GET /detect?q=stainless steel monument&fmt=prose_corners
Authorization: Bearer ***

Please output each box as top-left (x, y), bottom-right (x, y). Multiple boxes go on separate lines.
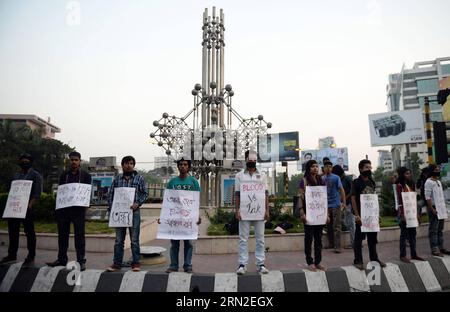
top-left (150, 7), bottom-right (272, 207)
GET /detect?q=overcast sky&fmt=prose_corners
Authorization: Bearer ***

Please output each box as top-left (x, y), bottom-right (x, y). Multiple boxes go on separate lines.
top-left (1, 0), bottom-right (449, 175)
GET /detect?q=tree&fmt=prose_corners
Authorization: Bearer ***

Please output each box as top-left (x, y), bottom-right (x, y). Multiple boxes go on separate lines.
top-left (137, 169), bottom-right (164, 185)
top-left (0, 120), bottom-right (74, 193)
top-left (288, 173), bottom-right (303, 196)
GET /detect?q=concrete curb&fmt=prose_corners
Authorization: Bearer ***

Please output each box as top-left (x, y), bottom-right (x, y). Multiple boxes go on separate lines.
top-left (1, 256), bottom-right (449, 292)
top-left (0, 217), bottom-right (158, 253)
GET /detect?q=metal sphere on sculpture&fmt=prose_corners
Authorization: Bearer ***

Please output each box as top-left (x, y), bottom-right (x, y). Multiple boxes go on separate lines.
top-left (153, 121), bottom-right (159, 127)
top-left (258, 115), bottom-right (264, 121)
top-left (225, 84), bottom-right (232, 91)
top-left (195, 83), bottom-right (202, 91)
top-left (162, 113), bottom-right (169, 118)
top-left (210, 81), bottom-right (217, 89)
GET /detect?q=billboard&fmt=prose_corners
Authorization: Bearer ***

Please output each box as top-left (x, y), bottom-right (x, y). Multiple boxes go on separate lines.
top-left (221, 174), bottom-right (236, 207)
top-left (368, 109), bottom-right (426, 146)
top-left (258, 131), bottom-right (299, 162)
top-left (91, 172), bottom-right (115, 205)
top-left (299, 147), bottom-right (349, 172)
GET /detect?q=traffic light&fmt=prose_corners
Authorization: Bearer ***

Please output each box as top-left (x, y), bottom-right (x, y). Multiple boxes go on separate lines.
top-left (433, 122), bottom-right (448, 164)
top-left (438, 89), bottom-right (450, 105)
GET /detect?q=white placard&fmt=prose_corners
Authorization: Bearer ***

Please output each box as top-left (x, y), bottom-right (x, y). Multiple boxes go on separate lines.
top-left (108, 187), bottom-right (135, 227)
top-left (239, 182), bottom-right (266, 221)
top-left (435, 187), bottom-right (448, 220)
top-left (56, 183), bottom-right (92, 210)
top-left (369, 109), bottom-right (426, 146)
top-left (361, 194), bottom-right (380, 232)
top-left (393, 185), bottom-right (399, 211)
top-left (2, 180), bottom-right (33, 219)
top-left (157, 189), bottom-right (200, 240)
top-left (401, 192), bottom-right (419, 228)
top-left (305, 186), bottom-right (328, 225)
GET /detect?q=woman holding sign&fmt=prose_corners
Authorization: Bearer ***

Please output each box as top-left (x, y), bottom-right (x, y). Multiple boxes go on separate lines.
top-left (298, 159), bottom-right (329, 271)
top-left (395, 167), bottom-right (424, 263)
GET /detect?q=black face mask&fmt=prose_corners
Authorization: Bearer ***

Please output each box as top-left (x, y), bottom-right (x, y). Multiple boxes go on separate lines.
top-left (431, 171), bottom-right (440, 178)
top-left (123, 171), bottom-right (133, 177)
top-left (246, 162), bottom-right (256, 169)
top-left (361, 170), bottom-right (372, 178)
top-left (19, 163), bottom-right (32, 171)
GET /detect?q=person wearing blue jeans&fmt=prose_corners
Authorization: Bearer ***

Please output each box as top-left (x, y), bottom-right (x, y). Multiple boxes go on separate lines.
top-left (164, 158), bottom-right (201, 273)
top-left (113, 210), bottom-right (141, 267)
top-left (106, 156), bottom-right (148, 272)
top-left (168, 240), bottom-right (193, 272)
top-left (424, 164), bottom-right (450, 257)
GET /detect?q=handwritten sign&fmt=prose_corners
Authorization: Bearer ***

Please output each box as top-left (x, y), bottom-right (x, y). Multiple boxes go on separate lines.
top-left (401, 192), bottom-right (419, 228)
top-left (2, 180), bottom-right (33, 219)
top-left (108, 187), bottom-right (135, 227)
top-left (434, 186), bottom-right (448, 220)
top-left (157, 189), bottom-right (200, 240)
top-left (56, 183), bottom-right (92, 210)
top-left (361, 194), bottom-right (380, 232)
top-left (239, 182), bottom-right (266, 221)
top-left (305, 186), bottom-right (328, 225)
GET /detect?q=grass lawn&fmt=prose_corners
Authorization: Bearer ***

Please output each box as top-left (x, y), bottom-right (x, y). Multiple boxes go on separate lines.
top-left (0, 220), bottom-right (114, 234)
top-left (207, 215), bottom-right (430, 236)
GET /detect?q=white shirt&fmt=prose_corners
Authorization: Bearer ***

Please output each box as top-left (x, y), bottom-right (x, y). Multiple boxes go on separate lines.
top-left (424, 178), bottom-right (444, 206)
top-left (234, 169), bottom-right (268, 195)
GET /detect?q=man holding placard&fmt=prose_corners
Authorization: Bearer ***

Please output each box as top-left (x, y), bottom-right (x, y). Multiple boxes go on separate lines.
top-left (1, 153), bottom-right (42, 266)
top-left (424, 164), bottom-right (450, 257)
top-left (235, 150), bottom-right (269, 275)
top-left (107, 156), bottom-right (148, 272)
top-left (47, 151), bottom-right (92, 271)
top-left (395, 167), bottom-right (424, 263)
top-left (351, 159), bottom-right (386, 270)
top-left (161, 158), bottom-right (201, 274)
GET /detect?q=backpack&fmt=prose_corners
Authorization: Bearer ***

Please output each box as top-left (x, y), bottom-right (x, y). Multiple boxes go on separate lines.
top-left (224, 217), bottom-right (239, 235)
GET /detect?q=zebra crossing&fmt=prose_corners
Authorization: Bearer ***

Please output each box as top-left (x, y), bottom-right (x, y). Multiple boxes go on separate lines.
top-left (1, 256), bottom-right (449, 292)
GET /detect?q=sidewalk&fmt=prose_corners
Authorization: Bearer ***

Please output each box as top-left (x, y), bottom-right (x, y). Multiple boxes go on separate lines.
top-left (1, 232), bottom-right (449, 274)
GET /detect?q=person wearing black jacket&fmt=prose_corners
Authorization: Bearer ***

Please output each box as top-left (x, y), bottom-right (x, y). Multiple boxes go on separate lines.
top-left (47, 151), bottom-right (91, 271)
top-left (0, 153), bottom-right (43, 266)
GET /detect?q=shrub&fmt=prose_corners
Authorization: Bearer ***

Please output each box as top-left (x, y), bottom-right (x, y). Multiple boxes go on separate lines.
top-left (0, 192), bottom-right (56, 221)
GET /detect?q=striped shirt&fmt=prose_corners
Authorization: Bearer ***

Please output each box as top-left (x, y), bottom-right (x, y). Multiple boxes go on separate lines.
top-left (107, 171), bottom-right (148, 209)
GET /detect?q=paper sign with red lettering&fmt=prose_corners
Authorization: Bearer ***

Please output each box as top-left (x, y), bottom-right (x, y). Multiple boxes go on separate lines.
top-left (157, 189), bottom-right (200, 240)
top-left (56, 183), bottom-right (92, 210)
top-left (240, 182), bottom-right (266, 221)
top-left (305, 186), bottom-right (328, 225)
top-left (2, 180), bottom-right (33, 219)
top-left (401, 192), bottom-right (419, 228)
top-left (361, 194), bottom-right (380, 232)
top-left (108, 187), bottom-right (135, 227)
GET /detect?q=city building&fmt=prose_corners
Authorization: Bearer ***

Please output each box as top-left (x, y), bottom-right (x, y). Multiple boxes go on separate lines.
top-left (386, 57), bottom-right (450, 169)
top-left (0, 114), bottom-right (61, 139)
top-left (154, 156), bottom-right (177, 173)
top-left (377, 150), bottom-right (393, 171)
